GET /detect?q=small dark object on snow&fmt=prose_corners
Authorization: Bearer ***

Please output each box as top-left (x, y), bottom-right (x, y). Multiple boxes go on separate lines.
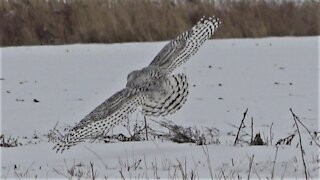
top-left (251, 133), bottom-right (264, 145)
top-left (33, 99), bottom-right (40, 103)
top-left (19, 80), bottom-right (28, 84)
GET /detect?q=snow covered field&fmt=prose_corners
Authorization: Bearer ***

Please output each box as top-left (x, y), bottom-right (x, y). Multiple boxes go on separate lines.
top-left (1, 36), bottom-right (319, 179)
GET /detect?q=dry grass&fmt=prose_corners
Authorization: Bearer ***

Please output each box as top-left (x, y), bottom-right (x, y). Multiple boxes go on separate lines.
top-left (0, 0), bottom-right (319, 46)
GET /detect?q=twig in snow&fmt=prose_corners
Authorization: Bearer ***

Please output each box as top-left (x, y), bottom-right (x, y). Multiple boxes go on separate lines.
top-left (152, 158), bottom-right (159, 179)
top-left (89, 161), bottom-right (97, 180)
top-left (234, 108), bottom-right (248, 146)
top-left (247, 155), bottom-right (254, 179)
top-left (176, 158), bottom-right (187, 180)
top-left (269, 122), bottom-right (274, 146)
top-left (250, 117), bottom-right (254, 144)
top-left (290, 109), bottom-right (320, 147)
top-left (191, 156), bottom-right (200, 179)
top-left (271, 146), bottom-right (279, 179)
top-left (202, 145), bottom-right (214, 180)
top-left (221, 169), bottom-right (227, 180)
top-left (53, 168), bottom-right (69, 178)
top-left (119, 169), bottom-right (125, 180)
top-left (290, 108), bottom-right (308, 180)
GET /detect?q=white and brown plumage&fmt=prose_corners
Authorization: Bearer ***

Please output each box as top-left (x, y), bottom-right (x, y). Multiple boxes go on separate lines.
top-left (54, 16), bottom-right (221, 153)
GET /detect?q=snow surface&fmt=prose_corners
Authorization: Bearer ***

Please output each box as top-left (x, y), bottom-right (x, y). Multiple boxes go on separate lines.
top-left (0, 36), bottom-right (319, 179)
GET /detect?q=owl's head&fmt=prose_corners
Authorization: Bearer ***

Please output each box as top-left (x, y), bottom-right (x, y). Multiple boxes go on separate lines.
top-left (126, 67), bottom-right (164, 89)
top-left (127, 70), bottom-right (139, 82)
top-left (126, 69), bottom-right (147, 88)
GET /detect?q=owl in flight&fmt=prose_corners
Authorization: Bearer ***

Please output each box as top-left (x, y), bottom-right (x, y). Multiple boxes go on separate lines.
top-left (54, 16), bottom-right (221, 153)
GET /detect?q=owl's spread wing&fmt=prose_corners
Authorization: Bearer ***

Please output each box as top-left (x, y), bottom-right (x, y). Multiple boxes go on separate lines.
top-left (142, 73), bottom-right (189, 116)
top-left (149, 16), bottom-right (221, 73)
top-left (78, 88), bottom-right (140, 127)
top-left (53, 88), bottom-right (144, 153)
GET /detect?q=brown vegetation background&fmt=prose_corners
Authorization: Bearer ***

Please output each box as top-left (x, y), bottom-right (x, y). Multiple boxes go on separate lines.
top-left (0, 0), bottom-right (319, 47)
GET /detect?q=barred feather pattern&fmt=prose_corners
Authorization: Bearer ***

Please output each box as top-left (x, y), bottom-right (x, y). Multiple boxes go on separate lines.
top-left (53, 16), bottom-right (220, 153)
top-left (53, 89), bottom-right (144, 153)
top-left (142, 74), bottom-right (188, 116)
top-left (149, 16), bottom-right (221, 73)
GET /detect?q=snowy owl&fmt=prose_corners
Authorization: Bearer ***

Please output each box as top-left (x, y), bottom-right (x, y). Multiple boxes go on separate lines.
top-left (54, 16), bottom-right (221, 153)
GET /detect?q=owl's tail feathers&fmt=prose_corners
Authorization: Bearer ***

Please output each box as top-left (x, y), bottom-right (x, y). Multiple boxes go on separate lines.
top-left (142, 73), bottom-right (189, 116)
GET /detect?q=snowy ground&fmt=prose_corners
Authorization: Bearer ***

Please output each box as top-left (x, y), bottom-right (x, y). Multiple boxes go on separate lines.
top-left (1, 36), bottom-right (319, 179)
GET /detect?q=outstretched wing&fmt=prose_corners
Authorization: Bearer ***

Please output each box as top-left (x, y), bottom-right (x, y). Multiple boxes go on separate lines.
top-left (53, 88), bottom-right (144, 153)
top-left (142, 74), bottom-right (189, 116)
top-left (149, 16), bottom-right (221, 73)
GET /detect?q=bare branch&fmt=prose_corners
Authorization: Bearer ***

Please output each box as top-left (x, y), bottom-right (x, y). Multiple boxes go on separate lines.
top-left (269, 122), bottom-right (274, 146)
top-left (271, 146), bottom-right (279, 179)
top-left (144, 116), bottom-right (149, 141)
top-left (250, 117), bottom-right (254, 145)
top-left (234, 108), bottom-right (248, 146)
top-left (290, 108), bottom-right (308, 180)
top-left (247, 155), bottom-right (254, 179)
top-left (202, 145), bottom-right (214, 180)
top-left (290, 109), bottom-right (320, 148)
